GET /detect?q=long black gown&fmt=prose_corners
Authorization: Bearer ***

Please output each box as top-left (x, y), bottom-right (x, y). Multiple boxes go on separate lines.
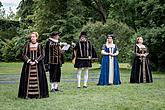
top-left (130, 44), bottom-right (153, 83)
top-left (18, 43), bottom-right (49, 99)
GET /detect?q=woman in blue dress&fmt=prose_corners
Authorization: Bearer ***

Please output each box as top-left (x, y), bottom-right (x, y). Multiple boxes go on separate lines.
top-left (98, 34), bottom-right (121, 85)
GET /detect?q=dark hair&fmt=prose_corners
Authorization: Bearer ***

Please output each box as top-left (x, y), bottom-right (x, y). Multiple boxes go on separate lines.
top-left (107, 34), bottom-right (114, 39)
top-left (79, 31), bottom-right (87, 38)
top-left (50, 32), bottom-right (61, 37)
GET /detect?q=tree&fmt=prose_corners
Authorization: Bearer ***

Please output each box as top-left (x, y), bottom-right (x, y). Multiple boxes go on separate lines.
top-left (16, 0), bottom-right (35, 28)
top-left (108, 0), bottom-right (165, 31)
top-left (108, 0), bottom-right (165, 71)
top-left (80, 0), bottom-right (110, 24)
top-left (17, 0), bottom-right (34, 20)
top-left (0, 2), bottom-right (19, 40)
top-left (33, 0), bottom-right (101, 40)
top-left (82, 19), bottom-right (135, 63)
top-left (0, 2), bottom-right (6, 19)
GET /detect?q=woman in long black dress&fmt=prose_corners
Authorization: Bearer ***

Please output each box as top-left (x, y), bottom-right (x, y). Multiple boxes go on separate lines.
top-left (130, 36), bottom-right (153, 83)
top-left (18, 32), bottom-right (49, 99)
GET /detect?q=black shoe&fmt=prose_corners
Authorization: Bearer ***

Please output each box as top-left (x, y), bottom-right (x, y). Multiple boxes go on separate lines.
top-left (55, 89), bottom-right (59, 91)
top-left (50, 89), bottom-right (56, 92)
top-left (55, 89), bottom-right (63, 92)
top-left (83, 86), bottom-right (88, 88)
top-left (77, 87), bottom-right (81, 89)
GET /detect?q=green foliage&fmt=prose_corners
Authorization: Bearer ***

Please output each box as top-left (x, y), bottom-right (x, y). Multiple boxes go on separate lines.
top-left (0, 19), bottom-right (20, 61)
top-left (16, 0), bottom-right (35, 28)
top-left (0, 29), bottom-right (29, 62)
top-left (108, 0), bottom-right (165, 71)
top-left (80, 0), bottom-right (111, 23)
top-left (138, 26), bottom-right (165, 71)
top-left (33, 0), bottom-right (67, 34)
top-left (0, 4), bottom-right (19, 40)
top-left (0, 19), bottom-right (20, 40)
top-left (1, 37), bottom-right (26, 62)
top-left (32, 0), bottom-right (99, 37)
top-left (0, 1), bottom-right (16, 20)
top-left (0, 39), bottom-right (4, 60)
top-left (82, 19), bottom-right (135, 63)
top-left (108, 0), bottom-right (165, 31)
top-left (0, 2), bottom-right (2, 7)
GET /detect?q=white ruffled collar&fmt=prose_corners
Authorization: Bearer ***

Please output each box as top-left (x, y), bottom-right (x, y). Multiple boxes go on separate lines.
top-left (106, 43), bottom-right (115, 48)
top-left (136, 44), bottom-right (146, 48)
top-left (49, 38), bottom-right (59, 43)
top-left (30, 42), bottom-right (38, 47)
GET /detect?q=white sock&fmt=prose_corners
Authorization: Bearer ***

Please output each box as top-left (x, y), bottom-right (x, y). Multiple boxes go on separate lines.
top-left (77, 68), bottom-right (82, 87)
top-left (51, 83), bottom-right (54, 90)
top-left (54, 82), bottom-right (58, 89)
top-left (84, 68), bottom-right (88, 86)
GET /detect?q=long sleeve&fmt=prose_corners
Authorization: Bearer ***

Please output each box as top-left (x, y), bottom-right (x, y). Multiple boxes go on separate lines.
top-left (101, 44), bottom-right (109, 55)
top-left (59, 46), bottom-right (65, 64)
top-left (144, 46), bottom-right (149, 57)
top-left (22, 44), bottom-right (30, 63)
top-left (44, 41), bottom-right (49, 65)
top-left (113, 50), bottom-right (119, 56)
top-left (72, 42), bottom-right (79, 60)
top-left (113, 45), bottom-right (119, 56)
top-left (72, 50), bottom-right (76, 60)
top-left (101, 50), bottom-right (109, 55)
top-left (135, 45), bottom-right (141, 56)
top-left (73, 42), bottom-right (79, 50)
top-left (35, 44), bottom-right (45, 63)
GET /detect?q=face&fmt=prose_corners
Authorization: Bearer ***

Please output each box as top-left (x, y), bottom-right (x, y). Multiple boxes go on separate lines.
top-left (30, 33), bottom-right (37, 43)
top-left (107, 36), bottom-right (113, 43)
top-left (80, 35), bottom-right (87, 41)
top-left (137, 37), bottom-right (143, 44)
top-left (53, 35), bottom-right (60, 40)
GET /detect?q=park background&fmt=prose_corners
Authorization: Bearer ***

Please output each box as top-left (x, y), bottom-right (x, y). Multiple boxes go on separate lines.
top-left (0, 0), bottom-right (165, 110)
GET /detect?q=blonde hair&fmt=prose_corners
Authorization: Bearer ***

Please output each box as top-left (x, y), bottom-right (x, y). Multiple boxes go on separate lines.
top-left (136, 36), bottom-right (143, 43)
top-left (30, 32), bottom-right (39, 38)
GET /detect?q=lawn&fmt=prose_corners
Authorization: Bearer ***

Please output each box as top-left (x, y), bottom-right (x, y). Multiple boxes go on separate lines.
top-left (0, 62), bottom-right (165, 110)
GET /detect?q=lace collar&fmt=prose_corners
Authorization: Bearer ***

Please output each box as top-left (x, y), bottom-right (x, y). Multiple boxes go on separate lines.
top-left (49, 38), bottom-right (59, 43)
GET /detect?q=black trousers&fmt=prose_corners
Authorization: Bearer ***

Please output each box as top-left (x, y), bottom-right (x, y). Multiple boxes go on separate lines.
top-left (49, 64), bottom-right (61, 82)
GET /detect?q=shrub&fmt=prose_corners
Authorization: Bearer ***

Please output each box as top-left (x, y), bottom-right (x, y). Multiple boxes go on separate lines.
top-left (81, 19), bottom-right (135, 63)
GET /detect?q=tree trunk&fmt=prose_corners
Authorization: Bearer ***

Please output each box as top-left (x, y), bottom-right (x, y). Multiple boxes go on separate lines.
top-left (94, 0), bottom-right (107, 24)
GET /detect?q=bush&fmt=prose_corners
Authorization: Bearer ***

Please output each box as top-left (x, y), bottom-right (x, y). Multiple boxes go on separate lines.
top-left (138, 26), bottom-right (165, 71)
top-left (1, 37), bottom-right (27, 62)
top-left (81, 19), bottom-right (135, 63)
top-left (0, 19), bottom-right (20, 40)
top-left (0, 28), bottom-right (29, 62)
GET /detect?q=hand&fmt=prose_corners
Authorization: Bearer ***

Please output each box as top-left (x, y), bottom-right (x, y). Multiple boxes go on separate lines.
top-left (61, 50), bottom-right (65, 54)
top-left (143, 54), bottom-right (146, 57)
top-left (140, 54), bottom-right (145, 57)
top-left (109, 53), bottom-right (114, 56)
top-left (30, 61), bottom-right (36, 65)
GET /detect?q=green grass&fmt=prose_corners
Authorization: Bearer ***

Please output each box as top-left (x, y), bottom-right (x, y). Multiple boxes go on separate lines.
top-left (0, 62), bottom-right (23, 74)
top-left (0, 62), bottom-right (165, 110)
